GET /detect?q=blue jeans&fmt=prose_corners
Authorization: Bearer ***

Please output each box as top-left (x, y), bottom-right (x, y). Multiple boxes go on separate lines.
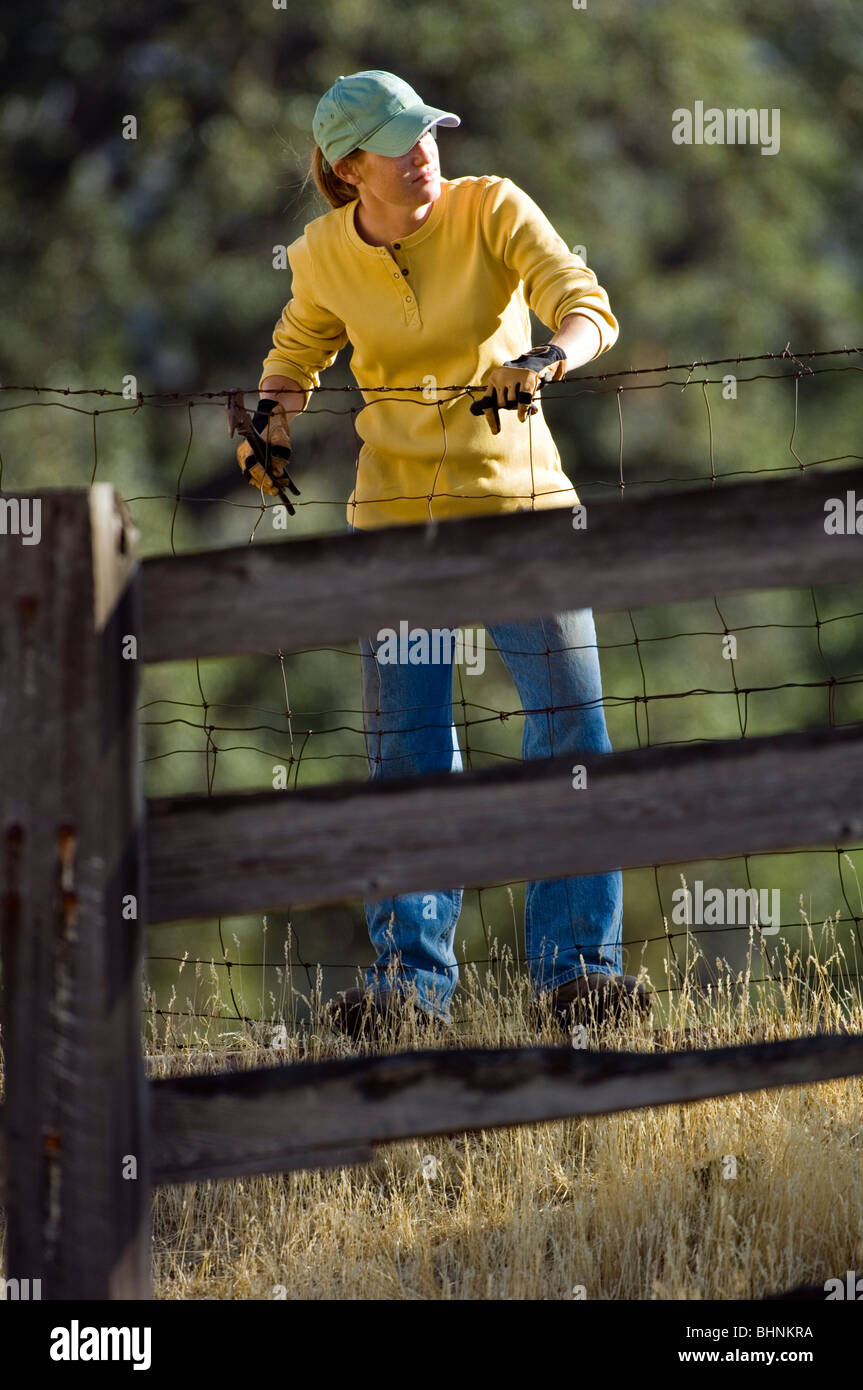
top-left (349, 524), bottom-right (623, 1017)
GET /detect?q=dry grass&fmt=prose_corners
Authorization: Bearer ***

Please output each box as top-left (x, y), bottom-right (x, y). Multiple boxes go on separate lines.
top-left (148, 911), bottom-right (863, 1300)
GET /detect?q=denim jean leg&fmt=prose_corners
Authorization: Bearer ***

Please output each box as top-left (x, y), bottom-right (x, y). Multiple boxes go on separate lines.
top-left (356, 614), bottom-right (463, 1017)
top-left (485, 607), bottom-right (623, 993)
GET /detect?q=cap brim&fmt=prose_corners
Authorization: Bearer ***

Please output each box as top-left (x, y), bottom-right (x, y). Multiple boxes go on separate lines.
top-left (358, 103), bottom-right (460, 157)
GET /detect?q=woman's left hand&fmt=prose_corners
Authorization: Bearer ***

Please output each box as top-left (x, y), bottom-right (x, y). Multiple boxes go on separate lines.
top-left (472, 345), bottom-right (568, 435)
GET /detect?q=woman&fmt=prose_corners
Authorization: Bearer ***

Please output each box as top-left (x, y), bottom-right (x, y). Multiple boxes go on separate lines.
top-left (237, 69), bottom-right (651, 1039)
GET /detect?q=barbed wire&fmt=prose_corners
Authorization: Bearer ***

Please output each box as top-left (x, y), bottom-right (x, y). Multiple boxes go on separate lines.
top-left (1, 343), bottom-right (859, 401)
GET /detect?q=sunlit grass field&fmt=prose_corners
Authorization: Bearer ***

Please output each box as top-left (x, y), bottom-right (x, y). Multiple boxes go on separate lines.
top-left (148, 914), bottom-right (863, 1301)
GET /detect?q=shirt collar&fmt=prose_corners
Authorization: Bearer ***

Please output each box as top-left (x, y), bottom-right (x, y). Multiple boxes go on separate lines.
top-left (343, 179), bottom-right (449, 256)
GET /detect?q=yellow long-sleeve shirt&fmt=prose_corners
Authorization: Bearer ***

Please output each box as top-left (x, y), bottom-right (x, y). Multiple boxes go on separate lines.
top-left (259, 174), bottom-right (619, 530)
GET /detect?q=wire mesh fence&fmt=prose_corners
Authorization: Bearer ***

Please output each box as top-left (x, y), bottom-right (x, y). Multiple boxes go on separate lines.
top-left (3, 343), bottom-right (862, 1038)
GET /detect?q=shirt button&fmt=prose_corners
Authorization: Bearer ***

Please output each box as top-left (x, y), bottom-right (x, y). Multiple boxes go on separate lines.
top-left (405, 295), bottom-right (413, 302)
top-left (392, 242), bottom-right (401, 249)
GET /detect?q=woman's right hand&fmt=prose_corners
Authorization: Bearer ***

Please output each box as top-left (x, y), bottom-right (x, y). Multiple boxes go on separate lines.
top-left (236, 398), bottom-right (297, 498)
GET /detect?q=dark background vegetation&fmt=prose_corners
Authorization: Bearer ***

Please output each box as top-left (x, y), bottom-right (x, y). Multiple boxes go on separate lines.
top-left (2, 0), bottom-right (862, 1031)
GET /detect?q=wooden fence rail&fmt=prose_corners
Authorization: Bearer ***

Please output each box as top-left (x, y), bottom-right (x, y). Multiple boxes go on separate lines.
top-left (151, 1033), bottom-right (863, 1185)
top-left (142, 463), bottom-right (863, 662)
top-left (2, 473), bottom-right (863, 1299)
top-left (147, 723), bottom-right (863, 923)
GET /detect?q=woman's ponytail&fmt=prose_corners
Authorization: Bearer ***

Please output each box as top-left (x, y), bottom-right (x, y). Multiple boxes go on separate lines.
top-left (306, 145), bottom-right (360, 209)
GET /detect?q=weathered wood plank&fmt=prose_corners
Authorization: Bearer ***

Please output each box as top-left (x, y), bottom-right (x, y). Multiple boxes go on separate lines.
top-left (141, 465), bottom-right (863, 663)
top-left (0, 488), bottom-right (151, 1299)
top-left (146, 722), bottom-right (863, 924)
top-left (151, 1032), bottom-right (863, 1184)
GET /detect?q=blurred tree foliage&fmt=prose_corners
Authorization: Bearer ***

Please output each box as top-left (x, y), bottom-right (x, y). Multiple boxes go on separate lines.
top-left (2, 0), bottom-right (862, 1024)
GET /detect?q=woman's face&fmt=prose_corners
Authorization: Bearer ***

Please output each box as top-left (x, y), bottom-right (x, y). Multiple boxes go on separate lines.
top-left (335, 130), bottom-right (441, 210)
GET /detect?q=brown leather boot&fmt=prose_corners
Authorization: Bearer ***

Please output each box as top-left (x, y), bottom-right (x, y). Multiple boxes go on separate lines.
top-left (325, 985), bottom-right (447, 1042)
top-left (537, 972), bottom-right (653, 1032)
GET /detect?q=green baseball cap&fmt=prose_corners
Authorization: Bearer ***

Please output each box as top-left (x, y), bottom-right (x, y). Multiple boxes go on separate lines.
top-left (313, 69), bottom-right (460, 167)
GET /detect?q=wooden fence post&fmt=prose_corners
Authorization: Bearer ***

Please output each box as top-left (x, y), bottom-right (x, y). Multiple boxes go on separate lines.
top-left (0, 486), bottom-right (150, 1299)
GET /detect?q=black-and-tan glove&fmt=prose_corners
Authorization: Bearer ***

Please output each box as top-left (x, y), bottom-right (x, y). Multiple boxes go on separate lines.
top-left (470, 344), bottom-right (568, 435)
top-left (234, 397), bottom-right (301, 511)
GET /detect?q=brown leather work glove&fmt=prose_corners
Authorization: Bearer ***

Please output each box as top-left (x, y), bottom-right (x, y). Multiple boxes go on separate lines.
top-left (235, 398), bottom-right (299, 504)
top-left (470, 344), bottom-right (568, 435)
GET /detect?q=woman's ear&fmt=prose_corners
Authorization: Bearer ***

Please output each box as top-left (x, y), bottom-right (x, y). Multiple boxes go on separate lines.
top-left (332, 153), bottom-right (360, 187)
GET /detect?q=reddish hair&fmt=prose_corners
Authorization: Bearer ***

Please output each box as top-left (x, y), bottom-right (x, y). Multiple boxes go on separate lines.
top-left (306, 145), bottom-right (361, 208)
